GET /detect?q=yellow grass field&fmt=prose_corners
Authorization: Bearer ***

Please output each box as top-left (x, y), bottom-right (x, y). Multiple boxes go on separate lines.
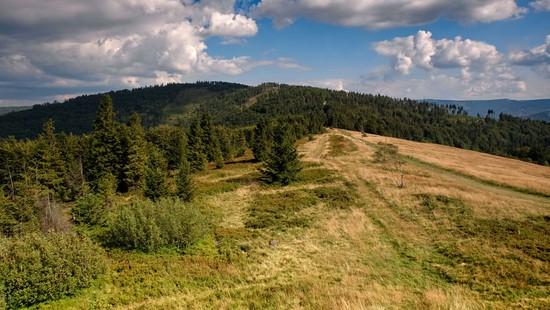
top-left (42, 129), bottom-right (549, 309)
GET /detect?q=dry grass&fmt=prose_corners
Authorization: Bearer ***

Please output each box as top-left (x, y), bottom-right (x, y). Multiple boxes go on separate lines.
top-left (358, 130), bottom-right (550, 196)
top-left (41, 129), bottom-right (549, 309)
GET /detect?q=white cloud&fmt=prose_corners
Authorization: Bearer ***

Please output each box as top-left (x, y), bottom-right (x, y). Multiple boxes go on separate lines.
top-left (509, 35), bottom-right (550, 77)
top-left (0, 0), bottom-right (264, 103)
top-left (530, 0), bottom-right (550, 11)
top-left (373, 31), bottom-right (525, 96)
top-left (206, 12), bottom-right (258, 37)
top-left (255, 0), bottom-right (526, 29)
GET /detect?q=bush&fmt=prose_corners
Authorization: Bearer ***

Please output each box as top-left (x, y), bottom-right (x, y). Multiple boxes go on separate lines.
top-left (72, 193), bottom-right (106, 226)
top-left (0, 233), bottom-right (105, 309)
top-left (106, 198), bottom-right (210, 252)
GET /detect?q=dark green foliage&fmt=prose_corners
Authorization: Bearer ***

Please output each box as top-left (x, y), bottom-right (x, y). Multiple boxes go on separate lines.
top-left (121, 113), bottom-right (147, 192)
top-left (175, 158), bottom-right (194, 202)
top-left (260, 125), bottom-right (302, 185)
top-left (106, 198), bottom-right (210, 252)
top-left (200, 114), bottom-right (221, 162)
top-left (310, 186), bottom-right (356, 209)
top-left (34, 119), bottom-right (66, 198)
top-left (187, 118), bottom-right (208, 172)
top-left (0, 233), bottom-right (105, 309)
top-left (146, 125), bottom-right (187, 170)
top-left (246, 190), bottom-right (318, 230)
top-left (217, 127), bottom-right (235, 160)
top-left (144, 147), bottom-right (168, 201)
top-left (252, 119), bottom-right (273, 162)
top-left (0, 82), bottom-right (247, 139)
top-left (85, 95), bottom-right (124, 190)
top-left (71, 193), bottom-right (106, 226)
top-left (1, 82), bottom-right (547, 164)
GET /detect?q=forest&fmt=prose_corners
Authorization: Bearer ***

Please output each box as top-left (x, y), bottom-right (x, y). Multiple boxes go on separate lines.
top-left (0, 82), bottom-right (548, 165)
top-left (0, 85), bottom-right (549, 308)
top-left (0, 93), bottom-right (310, 308)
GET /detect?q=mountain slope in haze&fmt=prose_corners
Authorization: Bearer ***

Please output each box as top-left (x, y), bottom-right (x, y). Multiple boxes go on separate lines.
top-left (0, 82), bottom-right (247, 138)
top-left (0, 106), bottom-right (31, 116)
top-left (426, 98), bottom-right (550, 121)
top-left (0, 82), bottom-right (549, 165)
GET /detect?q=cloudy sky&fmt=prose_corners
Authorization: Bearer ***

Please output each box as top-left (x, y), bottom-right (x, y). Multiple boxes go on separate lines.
top-left (0, 0), bottom-right (549, 106)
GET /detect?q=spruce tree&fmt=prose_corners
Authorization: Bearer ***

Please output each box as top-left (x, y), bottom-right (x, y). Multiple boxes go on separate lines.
top-left (85, 95), bottom-right (123, 190)
top-left (199, 114), bottom-right (217, 162)
top-left (187, 118), bottom-right (207, 172)
top-left (35, 119), bottom-right (66, 197)
top-left (252, 119), bottom-right (273, 162)
top-left (122, 113), bottom-right (147, 192)
top-left (144, 147), bottom-right (168, 201)
top-left (260, 124), bottom-right (301, 185)
top-left (175, 157), bottom-right (194, 202)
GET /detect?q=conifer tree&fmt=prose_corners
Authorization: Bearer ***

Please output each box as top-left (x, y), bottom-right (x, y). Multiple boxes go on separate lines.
top-left (217, 128), bottom-right (234, 161)
top-left (85, 95), bottom-right (123, 190)
top-left (260, 124), bottom-right (301, 185)
top-left (121, 113), bottom-right (147, 192)
top-left (35, 119), bottom-right (66, 197)
top-left (199, 114), bottom-right (218, 162)
top-left (252, 119), bottom-right (273, 162)
top-left (175, 157), bottom-right (194, 202)
top-left (144, 146), bottom-right (168, 201)
top-left (187, 118), bottom-right (207, 172)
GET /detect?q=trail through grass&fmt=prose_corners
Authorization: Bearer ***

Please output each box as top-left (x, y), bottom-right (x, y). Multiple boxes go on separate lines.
top-left (40, 129), bottom-right (549, 309)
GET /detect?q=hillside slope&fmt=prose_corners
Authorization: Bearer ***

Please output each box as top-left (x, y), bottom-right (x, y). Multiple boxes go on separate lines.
top-left (1, 82), bottom-right (549, 165)
top-left (42, 129), bottom-right (549, 309)
top-left (426, 98), bottom-right (550, 122)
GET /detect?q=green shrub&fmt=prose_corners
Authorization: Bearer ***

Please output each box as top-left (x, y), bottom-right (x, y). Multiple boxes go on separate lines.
top-left (96, 173), bottom-right (117, 197)
top-left (71, 193), bottom-right (106, 226)
top-left (246, 190), bottom-right (318, 230)
top-left (106, 198), bottom-right (210, 252)
top-left (0, 233), bottom-right (105, 309)
top-left (310, 186), bottom-right (356, 209)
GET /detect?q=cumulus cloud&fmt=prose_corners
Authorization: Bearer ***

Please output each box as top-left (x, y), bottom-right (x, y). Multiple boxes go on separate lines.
top-left (205, 12), bottom-right (258, 37)
top-left (0, 0), bottom-right (267, 104)
top-left (373, 31), bottom-right (526, 96)
top-left (530, 0), bottom-right (550, 11)
top-left (509, 35), bottom-right (550, 77)
top-left (254, 0), bottom-right (526, 29)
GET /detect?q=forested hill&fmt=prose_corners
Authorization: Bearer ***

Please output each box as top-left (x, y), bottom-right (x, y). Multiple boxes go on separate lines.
top-left (0, 82), bottom-right (549, 165)
top-left (0, 82), bottom-right (247, 138)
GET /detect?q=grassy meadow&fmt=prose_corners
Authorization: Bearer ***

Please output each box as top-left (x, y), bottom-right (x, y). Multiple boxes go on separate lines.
top-left (34, 129), bottom-right (549, 309)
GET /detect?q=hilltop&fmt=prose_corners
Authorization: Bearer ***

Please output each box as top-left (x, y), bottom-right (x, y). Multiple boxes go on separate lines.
top-left (426, 98), bottom-right (550, 122)
top-left (0, 82), bottom-right (549, 165)
top-left (35, 129), bottom-right (550, 309)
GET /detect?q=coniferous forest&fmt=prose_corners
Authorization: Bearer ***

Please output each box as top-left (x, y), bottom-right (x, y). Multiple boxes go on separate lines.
top-left (0, 82), bottom-right (548, 165)
top-left (0, 82), bottom-right (549, 308)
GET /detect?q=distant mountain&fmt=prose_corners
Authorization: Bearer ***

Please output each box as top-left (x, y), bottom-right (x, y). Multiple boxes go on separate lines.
top-left (0, 106), bottom-right (31, 116)
top-left (425, 99), bottom-right (550, 122)
top-left (0, 82), bottom-right (548, 164)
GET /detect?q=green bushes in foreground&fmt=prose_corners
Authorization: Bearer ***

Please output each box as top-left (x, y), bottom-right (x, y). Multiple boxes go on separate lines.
top-left (106, 198), bottom-right (210, 252)
top-left (0, 233), bottom-right (105, 309)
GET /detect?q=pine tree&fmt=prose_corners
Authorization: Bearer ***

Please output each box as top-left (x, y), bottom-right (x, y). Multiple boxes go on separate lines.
top-left (175, 157), bottom-right (194, 202)
top-left (199, 114), bottom-right (217, 162)
top-left (121, 113), bottom-right (147, 192)
top-left (187, 118), bottom-right (207, 172)
top-left (144, 146), bottom-right (168, 201)
top-left (85, 95), bottom-right (123, 190)
top-left (35, 119), bottom-right (66, 198)
top-left (252, 119), bottom-right (273, 162)
top-left (260, 124), bottom-right (301, 185)
top-left (217, 127), bottom-right (234, 161)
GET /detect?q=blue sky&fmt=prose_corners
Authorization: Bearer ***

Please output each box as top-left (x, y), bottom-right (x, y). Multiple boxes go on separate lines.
top-left (0, 0), bottom-right (549, 106)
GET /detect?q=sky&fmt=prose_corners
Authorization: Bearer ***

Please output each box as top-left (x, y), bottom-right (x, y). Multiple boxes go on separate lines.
top-left (0, 0), bottom-right (549, 106)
